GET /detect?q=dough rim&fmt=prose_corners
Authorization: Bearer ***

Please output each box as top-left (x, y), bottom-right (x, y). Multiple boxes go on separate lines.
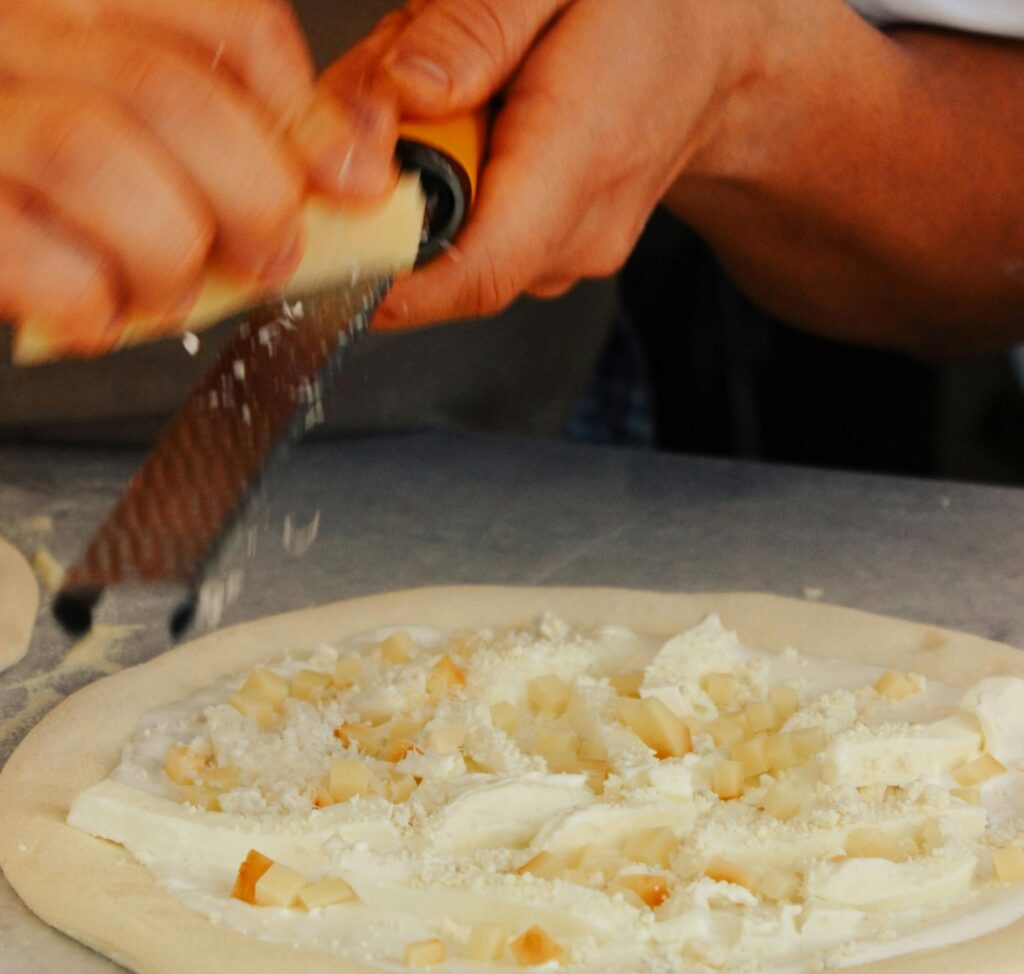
top-left (0, 537), bottom-right (38, 673)
top-left (1, 586), bottom-right (1023, 974)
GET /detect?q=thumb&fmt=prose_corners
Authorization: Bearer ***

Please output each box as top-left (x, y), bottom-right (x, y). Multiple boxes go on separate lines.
top-left (382, 0), bottom-right (569, 116)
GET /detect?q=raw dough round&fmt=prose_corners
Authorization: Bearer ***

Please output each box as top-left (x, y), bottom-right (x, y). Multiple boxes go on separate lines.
top-left (1, 588), bottom-right (1023, 974)
top-left (0, 536), bottom-right (37, 673)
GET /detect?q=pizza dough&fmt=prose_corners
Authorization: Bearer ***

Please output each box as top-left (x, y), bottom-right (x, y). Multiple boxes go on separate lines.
top-left (0, 536), bottom-right (38, 673)
top-left (1, 587), bottom-right (1023, 974)
top-left (13, 175), bottom-right (426, 365)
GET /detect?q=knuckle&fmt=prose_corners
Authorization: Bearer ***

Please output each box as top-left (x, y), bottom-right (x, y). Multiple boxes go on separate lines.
top-left (237, 0), bottom-right (303, 55)
top-left (422, 2), bottom-right (512, 92)
top-left (469, 253), bottom-right (520, 316)
top-left (34, 93), bottom-right (123, 186)
top-left (120, 47), bottom-right (214, 117)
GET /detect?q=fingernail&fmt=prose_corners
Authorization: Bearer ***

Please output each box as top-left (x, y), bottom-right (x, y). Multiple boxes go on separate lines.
top-left (387, 54), bottom-right (451, 95)
top-left (259, 232), bottom-right (304, 285)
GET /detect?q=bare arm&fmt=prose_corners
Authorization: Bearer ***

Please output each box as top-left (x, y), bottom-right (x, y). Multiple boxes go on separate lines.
top-left (666, 9), bottom-right (1024, 354)
top-left (328, 0), bottom-right (1024, 355)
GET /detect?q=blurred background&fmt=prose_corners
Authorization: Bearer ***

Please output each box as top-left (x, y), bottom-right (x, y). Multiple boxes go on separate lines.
top-left (1, 0), bottom-right (1021, 487)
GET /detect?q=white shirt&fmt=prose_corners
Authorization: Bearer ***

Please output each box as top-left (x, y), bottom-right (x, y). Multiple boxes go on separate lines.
top-left (852, 0), bottom-right (1024, 37)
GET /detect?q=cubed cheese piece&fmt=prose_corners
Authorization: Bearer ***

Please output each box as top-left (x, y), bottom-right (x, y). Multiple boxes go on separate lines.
top-left (201, 764), bottom-right (240, 790)
top-left (765, 732), bottom-right (802, 772)
top-left (333, 654), bottom-right (363, 688)
top-left (404, 939), bottom-right (446, 967)
top-left (769, 685), bottom-right (800, 723)
top-left (579, 758), bottom-right (611, 794)
top-left (845, 828), bottom-right (918, 863)
top-left (760, 868), bottom-right (800, 903)
top-left (792, 726), bottom-right (826, 760)
top-left (298, 877), bottom-right (357, 909)
top-left (426, 654), bottom-right (467, 695)
top-left (616, 873), bottom-right (671, 908)
top-left (951, 787), bottom-right (981, 805)
top-left (490, 701), bottom-right (518, 734)
top-left (712, 760), bottom-right (745, 800)
top-left (290, 669), bottom-right (333, 703)
top-left (954, 753), bottom-right (1006, 787)
top-left (381, 739), bottom-right (418, 763)
top-left (381, 631), bottom-right (418, 663)
top-left (532, 730), bottom-right (581, 772)
top-left (707, 716), bottom-right (746, 748)
top-left (334, 722), bottom-right (382, 756)
top-left (576, 844), bottom-right (627, 878)
top-left (389, 773), bottom-right (419, 803)
top-left (875, 670), bottom-right (920, 701)
top-left (466, 924), bottom-right (507, 962)
top-left (177, 784), bottom-right (221, 811)
top-left (329, 758), bottom-right (370, 802)
top-left (516, 851), bottom-right (568, 880)
top-left (388, 717), bottom-right (426, 742)
top-left (254, 861), bottom-right (307, 907)
top-left (240, 668), bottom-right (288, 706)
top-left (528, 675), bottom-right (571, 718)
top-left (228, 692), bottom-right (276, 729)
top-left (992, 847), bottom-right (1024, 883)
top-left (705, 857), bottom-right (758, 892)
top-left (311, 788), bottom-right (334, 809)
top-left (446, 633), bottom-right (482, 657)
top-left (619, 697), bottom-right (692, 759)
top-left (510, 926), bottom-right (566, 966)
top-left (745, 700), bottom-right (777, 734)
top-left (427, 723), bottom-right (466, 755)
top-left (231, 850), bottom-right (274, 904)
top-left (763, 782), bottom-right (803, 821)
top-left (609, 671), bottom-right (644, 698)
top-left (731, 735), bottom-right (770, 779)
top-left (163, 746), bottom-right (206, 785)
top-left (702, 672), bottom-right (738, 708)
top-left (623, 826), bottom-right (677, 867)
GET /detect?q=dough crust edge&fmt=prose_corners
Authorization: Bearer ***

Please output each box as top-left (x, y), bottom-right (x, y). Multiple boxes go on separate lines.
top-left (1, 586), bottom-right (1022, 974)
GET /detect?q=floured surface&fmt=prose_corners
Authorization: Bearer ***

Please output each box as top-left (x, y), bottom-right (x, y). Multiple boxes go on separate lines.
top-left (1, 588), bottom-right (1024, 974)
top-left (0, 538), bottom-right (37, 673)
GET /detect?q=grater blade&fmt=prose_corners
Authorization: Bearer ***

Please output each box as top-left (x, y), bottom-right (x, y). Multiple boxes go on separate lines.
top-left (53, 275), bottom-right (390, 638)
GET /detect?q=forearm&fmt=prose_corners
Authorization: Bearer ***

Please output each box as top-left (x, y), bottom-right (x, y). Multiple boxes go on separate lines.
top-left (666, 1), bottom-right (1024, 354)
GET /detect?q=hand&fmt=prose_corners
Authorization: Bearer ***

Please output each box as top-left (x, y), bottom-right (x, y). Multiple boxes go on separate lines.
top-left (0, 0), bottom-right (347, 358)
top-left (316, 0), bottom-right (760, 329)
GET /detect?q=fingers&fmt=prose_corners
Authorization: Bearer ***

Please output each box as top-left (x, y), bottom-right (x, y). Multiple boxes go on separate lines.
top-left (294, 11), bottom-right (409, 202)
top-left (0, 16), bottom-right (304, 283)
top-left (93, 0), bottom-right (315, 124)
top-left (0, 184), bottom-right (120, 358)
top-left (382, 0), bottom-right (570, 115)
top-left (374, 110), bottom-right (567, 328)
top-left (0, 86), bottom-right (214, 317)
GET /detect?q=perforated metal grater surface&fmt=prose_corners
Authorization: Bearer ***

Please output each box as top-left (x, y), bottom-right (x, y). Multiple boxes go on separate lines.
top-left (53, 276), bottom-right (391, 638)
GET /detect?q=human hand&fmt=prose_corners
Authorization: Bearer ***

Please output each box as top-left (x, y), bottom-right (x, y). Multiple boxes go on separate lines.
top-left (0, 0), bottom-right (348, 358)
top-left (316, 0), bottom-right (761, 329)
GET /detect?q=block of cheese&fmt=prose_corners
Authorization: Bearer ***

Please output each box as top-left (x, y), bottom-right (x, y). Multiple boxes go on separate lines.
top-left (13, 176), bottom-right (426, 365)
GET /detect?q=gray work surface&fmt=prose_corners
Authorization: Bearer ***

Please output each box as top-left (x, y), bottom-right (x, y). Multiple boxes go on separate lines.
top-left (1, 431), bottom-right (1022, 971)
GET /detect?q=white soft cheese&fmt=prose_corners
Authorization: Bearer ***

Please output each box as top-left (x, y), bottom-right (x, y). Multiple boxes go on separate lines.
top-left (68, 614), bottom-right (1024, 974)
top-left (961, 678), bottom-right (1024, 769)
top-left (822, 715), bottom-right (982, 787)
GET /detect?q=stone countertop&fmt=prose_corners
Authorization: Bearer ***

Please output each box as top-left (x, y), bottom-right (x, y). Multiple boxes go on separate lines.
top-left (2, 431), bottom-right (1022, 971)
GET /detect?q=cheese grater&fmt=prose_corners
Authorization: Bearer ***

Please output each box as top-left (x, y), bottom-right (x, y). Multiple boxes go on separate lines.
top-left (53, 115), bottom-right (486, 638)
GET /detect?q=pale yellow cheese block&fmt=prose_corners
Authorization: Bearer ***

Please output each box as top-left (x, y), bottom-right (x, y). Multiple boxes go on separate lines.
top-left (13, 176), bottom-right (426, 366)
top-left (0, 536), bottom-right (38, 673)
top-left (1, 588), bottom-right (1023, 974)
